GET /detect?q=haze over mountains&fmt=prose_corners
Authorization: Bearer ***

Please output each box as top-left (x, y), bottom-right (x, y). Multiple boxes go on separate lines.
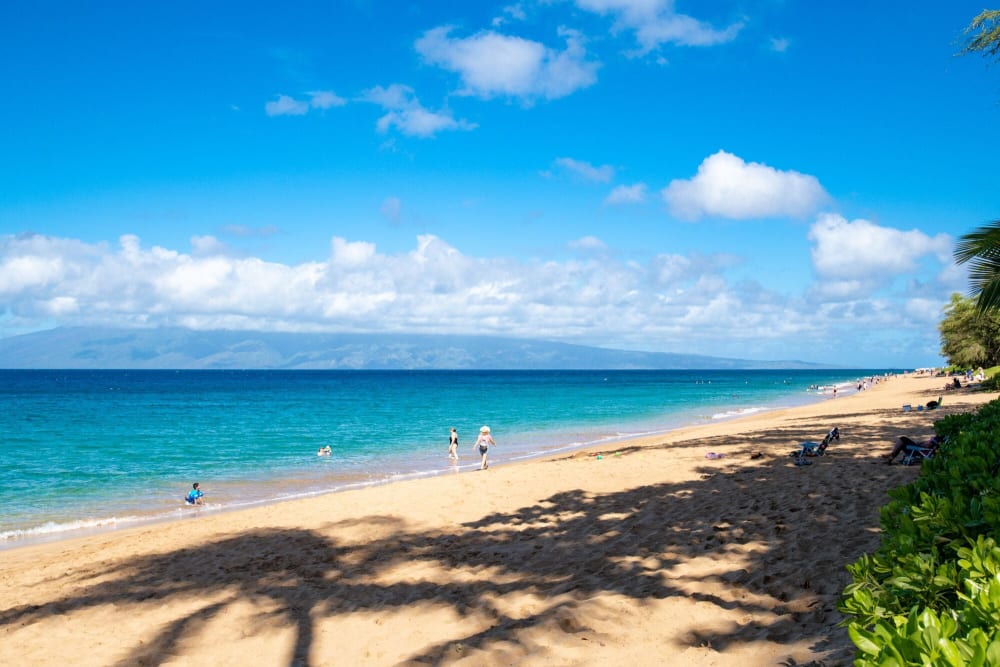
top-left (0, 327), bottom-right (834, 370)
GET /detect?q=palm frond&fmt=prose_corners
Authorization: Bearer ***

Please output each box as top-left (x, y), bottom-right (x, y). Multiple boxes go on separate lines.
top-left (955, 219), bottom-right (1000, 264)
top-left (975, 276), bottom-right (1000, 312)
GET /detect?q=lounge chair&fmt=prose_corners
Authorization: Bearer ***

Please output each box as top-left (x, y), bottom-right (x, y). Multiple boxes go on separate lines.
top-left (925, 396), bottom-right (943, 410)
top-left (790, 427), bottom-right (840, 464)
top-left (899, 435), bottom-right (943, 465)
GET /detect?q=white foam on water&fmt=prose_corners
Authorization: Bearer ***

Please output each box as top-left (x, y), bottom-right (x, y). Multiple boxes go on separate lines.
top-left (710, 406), bottom-right (767, 420)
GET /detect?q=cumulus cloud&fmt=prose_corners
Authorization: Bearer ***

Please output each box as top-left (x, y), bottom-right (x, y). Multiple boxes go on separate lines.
top-left (573, 0), bottom-right (743, 53)
top-left (0, 229), bottom-right (958, 366)
top-left (604, 183), bottom-right (647, 205)
top-left (330, 237), bottom-right (376, 267)
top-left (554, 157), bottom-right (615, 183)
top-left (662, 151), bottom-right (829, 221)
top-left (808, 213), bottom-right (953, 284)
top-left (190, 235), bottom-right (229, 257)
top-left (415, 26), bottom-right (599, 102)
top-left (360, 84), bottom-right (476, 138)
top-left (265, 90), bottom-right (347, 116)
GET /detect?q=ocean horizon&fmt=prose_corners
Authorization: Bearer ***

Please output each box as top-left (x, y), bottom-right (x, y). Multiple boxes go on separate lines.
top-left (1, 368), bottom-right (891, 548)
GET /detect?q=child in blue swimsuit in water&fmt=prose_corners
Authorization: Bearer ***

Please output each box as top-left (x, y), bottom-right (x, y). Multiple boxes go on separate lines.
top-left (185, 482), bottom-right (205, 505)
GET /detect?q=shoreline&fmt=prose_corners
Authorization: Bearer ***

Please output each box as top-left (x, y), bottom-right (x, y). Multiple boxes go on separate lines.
top-left (1, 373), bottom-right (858, 551)
top-left (3, 373), bottom-right (989, 665)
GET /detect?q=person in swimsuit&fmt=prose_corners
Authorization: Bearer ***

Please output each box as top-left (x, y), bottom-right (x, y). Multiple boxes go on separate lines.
top-left (448, 427), bottom-right (459, 460)
top-left (185, 482), bottom-right (205, 505)
top-left (474, 426), bottom-right (495, 470)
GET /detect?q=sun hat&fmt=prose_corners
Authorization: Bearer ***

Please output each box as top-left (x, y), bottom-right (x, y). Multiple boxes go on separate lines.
top-left (480, 426), bottom-right (490, 433)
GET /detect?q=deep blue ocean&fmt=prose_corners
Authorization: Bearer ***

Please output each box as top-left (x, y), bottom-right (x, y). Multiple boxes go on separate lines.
top-left (1, 369), bottom-right (885, 546)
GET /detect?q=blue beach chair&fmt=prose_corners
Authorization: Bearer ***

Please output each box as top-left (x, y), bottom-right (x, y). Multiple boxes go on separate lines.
top-left (899, 435), bottom-right (943, 465)
top-left (790, 427), bottom-right (840, 464)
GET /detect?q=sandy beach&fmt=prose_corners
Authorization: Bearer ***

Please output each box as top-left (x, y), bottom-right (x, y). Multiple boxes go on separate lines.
top-left (1, 374), bottom-right (994, 666)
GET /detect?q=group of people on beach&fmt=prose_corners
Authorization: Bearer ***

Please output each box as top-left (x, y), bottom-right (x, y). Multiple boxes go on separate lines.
top-left (189, 426), bottom-right (497, 508)
top-left (448, 426), bottom-right (496, 470)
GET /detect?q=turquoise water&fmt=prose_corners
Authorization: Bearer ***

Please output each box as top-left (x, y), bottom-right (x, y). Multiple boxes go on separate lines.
top-left (1, 369), bottom-right (884, 546)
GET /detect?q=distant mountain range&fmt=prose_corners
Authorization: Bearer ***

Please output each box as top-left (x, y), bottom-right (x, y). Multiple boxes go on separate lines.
top-left (0, 327), bottom-right (834, 370)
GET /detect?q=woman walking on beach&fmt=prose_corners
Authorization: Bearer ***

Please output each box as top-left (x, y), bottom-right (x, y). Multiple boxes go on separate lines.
top-left (448, 427), bottom-right (459, 461)
top-left (474, 426), bottom-right (495, 470)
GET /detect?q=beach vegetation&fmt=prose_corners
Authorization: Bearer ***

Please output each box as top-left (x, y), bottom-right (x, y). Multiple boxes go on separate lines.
top-left (938, 294), bottom-right (1000, 367)
top-left (840, 401), bottom-right (1000, 665)
top-left (962, 9), bottom-right (1000, 62)
top-left (954, 10), bottom-right (1000, 315)
top-left (981, 366), bottom-right (1000, 391)
top-left (955, 221), bottom-right (1000, 314)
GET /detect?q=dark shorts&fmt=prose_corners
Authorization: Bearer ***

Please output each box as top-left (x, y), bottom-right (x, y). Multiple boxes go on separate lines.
top-left (479, 445), bottom-right (489, 455)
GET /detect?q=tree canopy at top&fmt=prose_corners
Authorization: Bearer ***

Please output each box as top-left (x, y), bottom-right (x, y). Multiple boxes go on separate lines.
top-left (962, 9), bottom-right (1000, 61)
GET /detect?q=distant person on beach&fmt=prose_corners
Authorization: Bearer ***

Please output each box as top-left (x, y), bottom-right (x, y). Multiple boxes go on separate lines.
top-left (448, 427), bottom-right (459, 461)
top-left (474, 426), bottom-right (495, 470)
top-left (185, 482), bottom-right (205, 505)
top-left (317, 445), bottom-right (331, 456)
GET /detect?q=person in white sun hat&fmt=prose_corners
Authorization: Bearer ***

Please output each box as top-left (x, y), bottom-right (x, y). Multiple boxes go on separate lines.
top-left (474, 425), bottom-right (496, 470)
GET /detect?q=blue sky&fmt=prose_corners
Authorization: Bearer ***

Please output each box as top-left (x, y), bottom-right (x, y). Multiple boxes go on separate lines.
top-left (1, 1), bottom-right (998, 367)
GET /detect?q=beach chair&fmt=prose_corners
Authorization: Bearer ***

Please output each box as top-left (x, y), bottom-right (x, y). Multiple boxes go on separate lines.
top-left (925, 396), bottom-right (943, 410)
top-left (790, 427), bottom-right (840, 464)
top-left (899, 435), bottom-right (943, 465)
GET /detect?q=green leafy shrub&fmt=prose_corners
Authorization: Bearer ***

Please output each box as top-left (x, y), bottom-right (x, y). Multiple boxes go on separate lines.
top-left (980, 367), bottom-right (1000, 391)
top-left (840, 400), bottom-right (1000, 665)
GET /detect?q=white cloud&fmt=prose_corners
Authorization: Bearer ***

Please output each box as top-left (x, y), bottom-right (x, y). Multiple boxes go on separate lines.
top-left (331, 237), bottom-right (376, 267)
top-left (808, 213), bottom-right (953, 281)
top-left (568, 235), bottom-right (607, 251)
top-left (415, 26), bottom-right (599, 102)
top-left (361, 84), bottom-right (476, 138)
top-left (769, 37), bottom-right (790, 53)
top-left (190, 235), bottom-right (229, 256)
top-left (554, 157), bottom-right (615, 183)
top-left (573, 0), bottom-right (744, 53)
top-left (264, 90), bottom-right (347, 116)
top-left (265, 94), bottom-right (309, 117)
top-left (662, 150), bottom-right (829, 221)
top-left (605, 183), bottom-right (647, 204)
top-left (265, 90), bottom-right (346, 117)
top-left (308, 90), bottom-right (347, 109)
top-left (492, 3), bottom-right (526, 27)
top-left (0, 230), bottom-right (959, 366)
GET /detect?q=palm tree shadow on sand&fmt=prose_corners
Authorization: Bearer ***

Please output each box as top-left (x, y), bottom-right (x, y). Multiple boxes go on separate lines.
top-left (2, 407), bottom-right (936, 666)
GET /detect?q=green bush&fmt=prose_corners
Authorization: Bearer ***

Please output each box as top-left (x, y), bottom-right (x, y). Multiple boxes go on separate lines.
top-left (980, 367), bottom-right (1000, 391)
top-left (840, 400), bottom-right (1000, 665)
